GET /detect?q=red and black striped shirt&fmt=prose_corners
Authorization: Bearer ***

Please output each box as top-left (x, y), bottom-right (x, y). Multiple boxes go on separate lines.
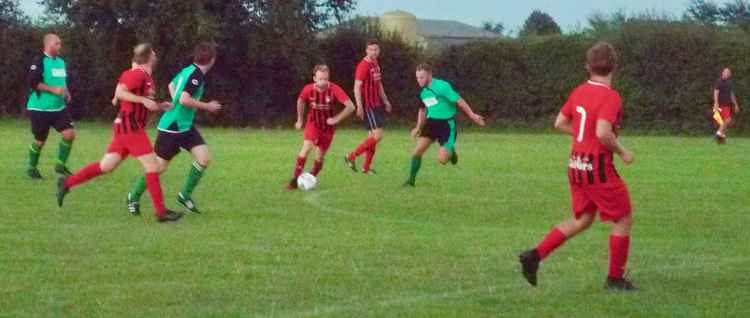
top-left (561, 80), bottom-right (624, 185)
top-left (355, 58), bottom-right (383, 109)
top-left (298, 82), bottom-right (351, 132)
top-left (113, 68), bottom-right (153, 135)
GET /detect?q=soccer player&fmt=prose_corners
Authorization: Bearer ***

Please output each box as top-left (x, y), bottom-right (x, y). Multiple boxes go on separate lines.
top-left (126, 42), bottom-right (221, 214)
top-left (404, 64), bottom-right (485, 187)
top-left (712, 68), bottom-right (741, 144)
top-left (344, 40), bottom-right (393, 174)
top-left (286, 65), bottom-right (355, 190)
top-left (25, 33), bottom-right (75, 179)
top-left (56, 43), bottom-right (183, 223)
top-left (518, 42), bottom-right (636, 291)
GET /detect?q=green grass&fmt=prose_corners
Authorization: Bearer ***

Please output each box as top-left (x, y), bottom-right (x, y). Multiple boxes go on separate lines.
top-left (0, 118), bottom-right (748, 317)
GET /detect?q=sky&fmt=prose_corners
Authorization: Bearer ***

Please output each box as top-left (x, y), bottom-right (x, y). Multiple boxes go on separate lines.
top-left (17, 0), bottom-right (727, 32)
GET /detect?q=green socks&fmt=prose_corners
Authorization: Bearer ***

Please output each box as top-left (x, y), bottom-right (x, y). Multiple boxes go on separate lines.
top-left (58, 139), bottom-right (73, 166)
top-left (131, 175), bottom-right (147, 201)
top-left (408, 156), bottom-right (422, 184)
top-left (181, 161), bottom-right (206, 199)
top-left (29, 143), bottom-right (42, 169)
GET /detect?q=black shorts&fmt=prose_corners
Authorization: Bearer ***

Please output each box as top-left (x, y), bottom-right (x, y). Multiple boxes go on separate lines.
top-left (154, 127), bottom-right (206, 161)
top-left (363, 107), bottom-right (386, 130)
top-left (29, 109), bottom-right (74, 142)
top-left (421, 118), bottom-right (458, 150)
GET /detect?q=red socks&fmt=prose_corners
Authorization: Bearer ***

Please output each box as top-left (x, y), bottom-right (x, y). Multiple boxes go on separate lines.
top-left (293, 156), bottom-right (307, 179)
top-left (363, 143), bottom-right (377, 172)
top-left (145, 172), bottom-right (166, 217)
top-left (608, 235), bottom-right (630, 279)
top-left (311, 159), bottom-right (324, 176)
top-left (64, 163), bottom-right (103, 188)
top-left (348, 137), bottom-right (378, 161)
top-left (536, 228), bottom-right (568, 260)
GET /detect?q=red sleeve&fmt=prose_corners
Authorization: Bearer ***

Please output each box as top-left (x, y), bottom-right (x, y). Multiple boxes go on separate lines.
top-left (331, 84), bottom-right (352, 104)
top-left (598, 92), bottom-right (622, 124)
top-left (298, 85), bottom-right (312, 101)
top-left (355, 61), bottom-right (369, 81)
top-left (118, 70), bottom-right (145, 92)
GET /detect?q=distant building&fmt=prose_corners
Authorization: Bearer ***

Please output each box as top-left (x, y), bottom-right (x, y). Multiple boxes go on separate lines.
top-left (320, 10), bottom-right (501, 52)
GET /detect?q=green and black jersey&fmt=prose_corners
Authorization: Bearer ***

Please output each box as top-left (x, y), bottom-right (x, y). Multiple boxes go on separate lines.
top-left (26, 54), bottom-right (67, 112)
top-left (158, 64), bottom-right (206, 133)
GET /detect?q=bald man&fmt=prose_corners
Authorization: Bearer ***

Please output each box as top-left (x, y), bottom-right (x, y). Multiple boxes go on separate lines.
top-left (713, 68), bottom-right (741, 144)
top-left (26, 34), bottom-right (75, 179)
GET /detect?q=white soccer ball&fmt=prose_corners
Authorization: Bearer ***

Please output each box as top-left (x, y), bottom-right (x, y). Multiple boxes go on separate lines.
top-left (297, 172), bottom-right (318, 191)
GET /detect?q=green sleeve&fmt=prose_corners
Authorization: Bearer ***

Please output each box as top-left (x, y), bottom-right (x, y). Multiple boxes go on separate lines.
top-left (438, 80), bottom-right (461, 104)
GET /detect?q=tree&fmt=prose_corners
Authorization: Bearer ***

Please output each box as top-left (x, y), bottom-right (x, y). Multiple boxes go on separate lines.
top-left (685, 0), bottom-right (722, 25)
top-left (520, 10), bottom-right (562, 37)
top-left (481, 20), bottom-right (504, 35)
top-left (685, 0), bottom-right (750, 30)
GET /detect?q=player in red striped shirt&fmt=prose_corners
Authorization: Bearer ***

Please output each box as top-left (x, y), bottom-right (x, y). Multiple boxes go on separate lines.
top-left (519, 42), bottom-right (637, 291)
top-left (56, 43), bottom-right (183, 223)
top-left (345, 40), bottom-right (393, 174)
top-left (287, 65), bottom-right (355, 189)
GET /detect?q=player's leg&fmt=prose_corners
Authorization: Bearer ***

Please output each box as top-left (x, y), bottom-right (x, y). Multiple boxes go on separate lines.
top-left (346, 108), bottom-right (383, 172)
top-left (128, 156), bottom-right (170, 215)
top-left (404, 137), bottom-right (433, 187)
top-left (605, 214), bottom-right (635, 291)
top-left (362, 108), bottom-right (385, 172)
top-left (57, 152), bottom-right (122, 207)
top-left (136, 153), bottom-right (182, 222)
top-left (27, 111), bottom-right (50, 179)
top-left (129, 130), bottom-right (177, 211)
top-left (519, 213), bottom-right (596, 286)
top-left (54, 111), bottom-right (76, 175)
top-left (178, 136), bottom-right (210, 213)
top-left (287, 140), bottom-right (315, 190)
top-left (311, 146), bottom-right (327, 177)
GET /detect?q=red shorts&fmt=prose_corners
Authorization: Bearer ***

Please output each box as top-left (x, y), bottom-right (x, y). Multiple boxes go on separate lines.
top-left (304, 123), bottom-right (335, 152)
top-left (570, 179), bottom-right (632, 222)
top-left (107, 131), bottom-right (154, 158)
top-left (720, 106), bottom-right (733, 120)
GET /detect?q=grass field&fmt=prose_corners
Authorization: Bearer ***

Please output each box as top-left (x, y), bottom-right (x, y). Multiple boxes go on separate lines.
top-left (0, 118), bottom-right (748, 317)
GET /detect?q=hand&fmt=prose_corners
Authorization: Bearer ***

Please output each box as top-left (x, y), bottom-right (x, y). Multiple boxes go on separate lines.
top-left (65, 92), bottom-right (72, 103)
top-left (356, 107), bottom-right (364, 120)
top-left (159, 101), bottom-right (173, 111)
top-left (385, 102), bottom-right (393, 113)
top-left (112, 97), bottom-right (118, 106)
top-left (326, 118), bottom-right (338, 126)
top-left (141, 98), bottom-right (157, 110)
top-left (294, 120), bottom-right (303, 130)
top-left (471, 113), bottom-right (486, 126)
top-left (410, 127), bottom-right (421, 139)
top-left (205, 100), bottom-right (222, 113)
top-left (50, 87), bottom-right (65, 96)
top-left (735, 105), bottom-right (741, 113)
top-left (713, 104), bottom-right (720, 113)
top-left (619, 149), bottom-right (634, 165)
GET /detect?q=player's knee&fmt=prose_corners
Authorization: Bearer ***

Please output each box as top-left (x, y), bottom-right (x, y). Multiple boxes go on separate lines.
top-left (438, 156), bottom-right (449, 165)
top-left (62, 129), bottom-right (76, 140)
top-left (34, 140), bottom-right (46, 147)
top-left (100, 162), bottom-right (116, 174)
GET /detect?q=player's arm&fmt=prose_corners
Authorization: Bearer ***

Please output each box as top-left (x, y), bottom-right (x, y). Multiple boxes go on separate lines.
top-left (168, 82), bottom-right (176, 100)
top-left (596, 120), bottom-right (633, 164)
top-left (353, 80), bottom-right (364, 119)
top-left (457, 98), bottom-right (485, 126)
top-left (179, 92), bottom-right (221, 113)
top-left (554, 112), bottom-right (573, 135)
top-left (63, 85), bottom-right (72, 103)
top-left (713, 88), bottom-right (720, 111)
top-left (411, 107), bottom-right (427, 138)
top-left (327, 100), bottom-right (355, 126)
top-left (115, 83), bottom-right (158, 111)
top-left (295, 99), bottom-right (306, 130)
top-left (732, 93), bottom-right (741, 112)
top-left (379, 83), bottom-right (392, 113)
top-left (27, 59), bottom-right (64, 97)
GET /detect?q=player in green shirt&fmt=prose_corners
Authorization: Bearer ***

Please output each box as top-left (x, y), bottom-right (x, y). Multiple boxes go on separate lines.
top-left (404, 63), bottom-right (485, 187)
top-left (126, 43), bottom-right (222, 215)
top-left (25, 34), bottom-right (76, 179)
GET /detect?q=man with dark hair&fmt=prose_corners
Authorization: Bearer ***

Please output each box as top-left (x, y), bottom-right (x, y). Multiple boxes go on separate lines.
top-left (712, 68), bottom-right (741, 144)
top-left (127, 42), bottom-right (222, 215)
top-left (286, 65), bottom-right (355, 190)
top-left (26, 33), bottom-right (76, 179)
top-left (57, 43), bottom-right (183, 223)
top-left (519, 42), bottom-right (637, 291)
top-left (404, 63), bottom-right (485, 187)
top-left (344, 39), bottom-right (393, 174)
